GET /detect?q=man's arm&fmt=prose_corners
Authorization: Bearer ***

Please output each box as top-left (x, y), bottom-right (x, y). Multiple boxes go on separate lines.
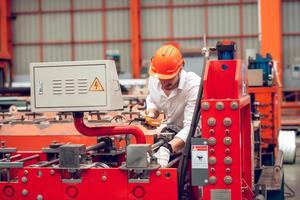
top-left (170, 85), bottom-right (200, 152)
top-left (145, 89), bottom-right (160, 118)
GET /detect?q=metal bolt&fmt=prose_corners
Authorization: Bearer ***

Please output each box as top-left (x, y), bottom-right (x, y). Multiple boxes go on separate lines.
top-left (21, 176), bottom-right (28, 184)
top-left (223, 117), bottom-right (232, 127)
top-left (223, 137), bottom-right (232, 146)
top-left (37, 194), bottom-right (43, 200)
top-left (156, 171), bottom-right (161, 177)
top-left (37, 171), bottom-right (42, 177)
top-left (209, 129), bottom-right (215, 134)
top-left (208, 156), bottom-right (217, 165)
top-left (208, 137), bottom-right (216, 146)
top-left (224, 156), bottom-right (232, 165)
top-left (230, 101), bottom-right (239, 110)
top-left (24, 170), bottom-right (29, 176)
top-left (215, 102), bottom-right (224, 110)
top-left (224, 176), bottom-right (232, 185)
top-left (101, 175), bottom-right (107, 182)
top-left (21, 189), bottom-right (28, 196)
top-left (201, 102), bottom-right (210, 111)
top-left (209, 176), bottom-right (217, 184)
top-left (207, 118), bottom-right (216, 126)
top-left (50, 170), bottom-right (55, 176)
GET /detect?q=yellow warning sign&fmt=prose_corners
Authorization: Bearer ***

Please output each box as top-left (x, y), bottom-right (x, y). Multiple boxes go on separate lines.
top-left (89, 77), bottom-right (104, 91)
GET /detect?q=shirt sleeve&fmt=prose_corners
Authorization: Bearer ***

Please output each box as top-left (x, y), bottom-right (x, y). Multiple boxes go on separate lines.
top-left (146, 77), bottom-right (160, 112)
top-left (175, 85), bottom-right (199, 142)
top-left (146, 94), bottom-right (159, 111)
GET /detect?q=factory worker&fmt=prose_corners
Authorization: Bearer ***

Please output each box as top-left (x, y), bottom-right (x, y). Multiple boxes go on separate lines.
top-left (146, 44), bottom-right (201, 167)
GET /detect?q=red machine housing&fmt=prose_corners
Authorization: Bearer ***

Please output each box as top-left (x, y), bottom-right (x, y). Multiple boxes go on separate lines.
top-left (201, 60), bottom-right (254, 199)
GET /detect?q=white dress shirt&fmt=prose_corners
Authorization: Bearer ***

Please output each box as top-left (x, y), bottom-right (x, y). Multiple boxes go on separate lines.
top-left (146, 69), bottom-right (201, 142)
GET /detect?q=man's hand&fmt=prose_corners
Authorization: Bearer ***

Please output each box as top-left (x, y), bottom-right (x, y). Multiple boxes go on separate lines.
top-left (146, 108), bottom-right (160, 119)
top-left (153, 146), bottom-right (170, 167)
top-left (144, 115), bottom-right (161, 127)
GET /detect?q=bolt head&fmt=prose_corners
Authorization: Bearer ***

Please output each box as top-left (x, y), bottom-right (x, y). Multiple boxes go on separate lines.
top-left (156, 171), bottom-right (161, 176)
top-left (21, 176), bottom-right (28, 184)
top-left (215, 102), bottom-right (224, 110)
top-left (230, 101), bottom-right (239, 110)
top-left (22, 189), bottom-right (28, 196)
top-left (101, 175), bottom-right (107, 182)
top-left (209, 176), bottom-right (217, 184)
top-left (208, 137), bottom-right (216, 146)
top-left (37, 194), bottom-right (43, 200)
top-left (207, 118), bottom-right (216, 126)
top-left (201, 102), bottom-right (210, 111)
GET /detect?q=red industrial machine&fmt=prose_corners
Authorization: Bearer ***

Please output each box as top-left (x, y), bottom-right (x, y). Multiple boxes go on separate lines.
top-left (0, 49), bottom-right (284, 200)
top-left (200, 59), bottom-right (254, 199)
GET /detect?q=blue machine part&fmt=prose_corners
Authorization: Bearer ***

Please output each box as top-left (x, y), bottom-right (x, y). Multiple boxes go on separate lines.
top-left (216, 40), bottom-right (236, 60)
top-left (248, 53), bottom-right (273, 86)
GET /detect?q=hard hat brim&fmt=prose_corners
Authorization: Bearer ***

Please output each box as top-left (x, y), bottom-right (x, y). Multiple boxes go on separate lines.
top-left (148, 65), bottom-right (181, 80)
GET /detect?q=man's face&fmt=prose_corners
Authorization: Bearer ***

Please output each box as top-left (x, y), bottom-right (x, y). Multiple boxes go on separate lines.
top-left (159, 72), bottom-right (180, 91)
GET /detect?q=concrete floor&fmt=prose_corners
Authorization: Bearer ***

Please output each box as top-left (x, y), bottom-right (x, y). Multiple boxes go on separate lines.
top-left (283, 135), bottom-right (300, 199)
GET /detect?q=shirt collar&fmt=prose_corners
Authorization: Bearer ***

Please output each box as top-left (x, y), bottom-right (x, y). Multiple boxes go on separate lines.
top-left (178, 70), bottom-right (186, 90)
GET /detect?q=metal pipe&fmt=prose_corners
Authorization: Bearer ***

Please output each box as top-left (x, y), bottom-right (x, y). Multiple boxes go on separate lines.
top-left (151, 139), bottom-right (165, 151)
top-left (165, 156), bottom-right (181, 168)
top-left (87, 141), bottom-right (106, 151)
top-left (73, 112), bottom-right (146, 144)
top-left (16, 154), bottom-right (39, 162)
top-left (38, 159), bottom-right (59, 167)
top-left (0, 154), bottom-right (21, 161)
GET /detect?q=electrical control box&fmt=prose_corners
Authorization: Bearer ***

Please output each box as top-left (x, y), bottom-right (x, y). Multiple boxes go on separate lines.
top-left (30, 60), bottom-right (123, 112)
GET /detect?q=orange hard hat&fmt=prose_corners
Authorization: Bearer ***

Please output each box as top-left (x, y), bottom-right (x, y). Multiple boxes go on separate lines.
top-left (149, 45), bottom-right (184, 79)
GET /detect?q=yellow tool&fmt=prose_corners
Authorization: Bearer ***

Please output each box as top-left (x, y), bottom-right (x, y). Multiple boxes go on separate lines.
top-left (144, 116), bottom-right (161, 127)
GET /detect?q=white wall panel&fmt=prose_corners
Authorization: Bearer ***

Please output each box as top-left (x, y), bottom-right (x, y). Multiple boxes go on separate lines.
top-left (142, 9), bottom-right (169, 38)
top-left (283, 1), bottom-right (300, 33)
top-left (13, 46), bottom-right (39, 80)
top-left (106, 11), bottom-right (130, 39)
top-left (74, 0), bottom-right (102, 9)
top-left (42, 0), bottom-right (70, 11)
top-left (283, 36), bottom-right (300, 67)
top-left (44, 45), bottom-right (71, 62)
top-left (43, 14), bottom-right (71, 42)
top-left (106, 0), bottom-right (129, 7)
top-left (12, 0), bottom-right (38, 12)
top-left (173, 0), bottom-right (205, 4)
top-left (74, 12), bottom-right (102, 40)
top-left (208, 6), bottom-right (239, 35)
top-left (13, 15), bottom-right (39, 43)
top-left (141, 0), bottom-right (168, 6)
top-left (173, 7), bottom-right (205, 37)
top-left (243, 4), bottom-right (258, 35)
top-left (75, 44), bottom-right (103, 61)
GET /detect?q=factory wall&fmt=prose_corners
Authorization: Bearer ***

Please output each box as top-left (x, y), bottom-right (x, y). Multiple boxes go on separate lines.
top-left (10, 0), bottom-right (300, 80)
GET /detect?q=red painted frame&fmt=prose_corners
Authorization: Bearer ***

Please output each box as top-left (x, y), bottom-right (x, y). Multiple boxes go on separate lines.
top-left (201, 60), bottom-right (254, 200)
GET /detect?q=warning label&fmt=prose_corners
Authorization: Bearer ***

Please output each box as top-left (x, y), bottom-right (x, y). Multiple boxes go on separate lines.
top-left (192, 145), bottom-right (208, 169)
top-left (89, 77), bottom-right (104, 91)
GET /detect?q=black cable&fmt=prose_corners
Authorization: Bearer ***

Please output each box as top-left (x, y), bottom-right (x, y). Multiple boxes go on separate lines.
top-left (177, 55), bottom-right (207, 199)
